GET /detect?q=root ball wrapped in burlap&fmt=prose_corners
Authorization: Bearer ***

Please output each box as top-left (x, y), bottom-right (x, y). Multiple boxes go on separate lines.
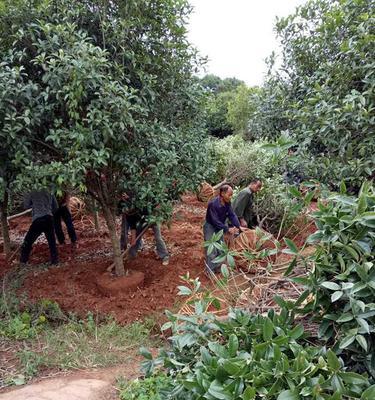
top-left (69, 196), bottom-right (86, 220)
top-left (229, 228), bottom-right (278, 271)
top-left (197, 182), bottom-right (215, 203)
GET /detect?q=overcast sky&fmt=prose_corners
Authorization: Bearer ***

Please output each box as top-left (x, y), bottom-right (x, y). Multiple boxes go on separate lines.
top-left (187, 0), bottom-right (307, 86)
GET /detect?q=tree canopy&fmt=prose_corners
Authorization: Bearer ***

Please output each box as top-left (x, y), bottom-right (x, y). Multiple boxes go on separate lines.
top-left (0, 0), bottom-right (212, 274)
top-left (248, 0), bottom-right (374, 191)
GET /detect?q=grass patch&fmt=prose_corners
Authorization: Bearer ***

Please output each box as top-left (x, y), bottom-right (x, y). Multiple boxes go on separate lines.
top-left (1, 267), bottom-right (159, 388)
top-left (2, 314), bottom-right (157, 388)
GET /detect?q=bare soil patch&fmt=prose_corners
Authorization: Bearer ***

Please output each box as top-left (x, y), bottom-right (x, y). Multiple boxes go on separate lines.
top-left (1, 194), bottom-right (210, 324)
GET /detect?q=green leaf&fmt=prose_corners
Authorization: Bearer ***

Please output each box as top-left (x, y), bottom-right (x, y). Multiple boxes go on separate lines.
top-left (208, 380), bottom-right (232, 400)
top-left (228, 334), bottom-right (239, 357)
top-left (139, 346), bottom-right (152, 360)
top-left (289, 186), bottom-right (302, 198)
top-left (331, 291), bottom-right (343, 302)
top-left (344, 245), bottom-right (359, 260)
top-left (277, 389), bottom-right (300, 400)
top-left (336, 313), bottom-right (353, 323)
top-left (357, 318), bottom-right (370, 334)
top-left (283, 238), bottom-right (299, 255)
top-left (221, 264), bottom-right (229, 279)
top-left (161, 321), bottom-right (173, 331)
top-left (339, 371), bottom-right (367, 385)
top-left (222, 360), bottom-right (242, 376)
top-left (242, 386), bottom-right (256, 400)
top-left (327, 349), bottom-right (340, 371)
top-left (290, 324), bottom-right (304, 340)
top-left (355, 335), bottom-right (368, 351)
top-left (339, 180), bottom-right (347, 194)
top-left (361, 385), bottom-right (375, 400)
top-left (177, 286), bottom-right (192, 296)
top-left (294, 289), bottom-right (311, 307)
top-left (262, 317), bottom-right (274, 341)
top-left (283, 257), bottom-right (297, 277)
top-left (339, 334), bottom-right (356, 349)
top-left (321, 281), bottom-right (341, 291)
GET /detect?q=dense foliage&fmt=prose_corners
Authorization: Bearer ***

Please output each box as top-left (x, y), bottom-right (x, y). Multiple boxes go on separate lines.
top-left (0, 0), bottom-right (212, 274)
top-left (200, 75), bottom-right (256, 138)
top-left (248, 0), bottom-right (374, 191)
top-left (209, 135), bottom-right (301, 234)
top-left (303, 183), bottom-right (375, 378)
top-left (141, 306), bottom-right (375, 399)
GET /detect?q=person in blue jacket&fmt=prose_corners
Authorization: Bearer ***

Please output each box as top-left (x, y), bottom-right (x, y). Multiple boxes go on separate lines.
top-left (203, 184), bottom-right (240, 274)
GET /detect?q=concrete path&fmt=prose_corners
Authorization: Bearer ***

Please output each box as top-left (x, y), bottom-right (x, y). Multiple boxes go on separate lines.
top-left (0, 378), bottom-right (111, 400)
top-left (0, 362), bottom-right (142, 400)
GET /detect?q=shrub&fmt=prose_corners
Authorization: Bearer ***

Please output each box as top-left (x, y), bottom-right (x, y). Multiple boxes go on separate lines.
top-left (118, 373), bottom-right (174, 400)
top-left (141, 306), bottom-right (374, 399)
top-left (305, 182), bottom-right (375, 379)
top-left (209, 135), bottom-right (302, 234)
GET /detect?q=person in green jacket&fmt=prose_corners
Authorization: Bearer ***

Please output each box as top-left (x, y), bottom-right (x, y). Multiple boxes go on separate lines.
top-left (232, 178), bottom-right (262, 228)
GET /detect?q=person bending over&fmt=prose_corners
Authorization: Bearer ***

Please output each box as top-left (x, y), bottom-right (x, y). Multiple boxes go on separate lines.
top-left (20, 189), bottom-right (59, 265)
top-left (232, 178), bottom-right (262, 228)
top-left (53, 191), bottom-right (78, 248)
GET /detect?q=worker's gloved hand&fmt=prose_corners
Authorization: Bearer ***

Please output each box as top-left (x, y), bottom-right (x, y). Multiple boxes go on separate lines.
top-left (240, 218), bottom-right (247, 228)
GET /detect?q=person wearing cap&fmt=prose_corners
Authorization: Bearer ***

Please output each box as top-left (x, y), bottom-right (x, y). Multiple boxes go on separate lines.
top-left (203, 184), bottom-right (240, 273)
top-left (232, 178), bottom-right (262, 228)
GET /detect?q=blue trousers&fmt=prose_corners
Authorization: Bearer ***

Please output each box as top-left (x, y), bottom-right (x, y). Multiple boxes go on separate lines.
top-left (203, 222), bottom-right (223, 272)
top-left (120, 215), bottom-right (168, 259)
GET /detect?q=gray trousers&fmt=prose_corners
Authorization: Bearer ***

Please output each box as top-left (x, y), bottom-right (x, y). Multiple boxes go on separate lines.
top-left (203, 222), bottom-right (223, 272)
top-left (120, 216), bottom-right (168, 259)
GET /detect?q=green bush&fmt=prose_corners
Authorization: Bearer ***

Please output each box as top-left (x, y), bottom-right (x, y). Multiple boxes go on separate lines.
top-left (305, 182), bottom-right (375, 378)
top-left (247, 0), bottom-right (375, 190)
top-left (118, 373), bottom-right (174, 400)
top-left (209, 135), bottom-right (303, 234)
top-left (141, 307), bottom-right (374, 399)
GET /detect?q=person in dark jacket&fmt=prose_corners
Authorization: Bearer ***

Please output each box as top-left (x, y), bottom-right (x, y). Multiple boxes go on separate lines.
top-left (203, 184), bottom-right (240, 273)
top-left (20, 189), bottom-right (59, 265)
top-left (53, 191), bottom-right (78, 247)
top-left (232, 178), bottom-right (262, 228)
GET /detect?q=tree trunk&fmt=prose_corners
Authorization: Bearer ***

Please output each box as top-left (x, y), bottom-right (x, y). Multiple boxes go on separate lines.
top-left (0, 191), bottom-right (11, 258)
top-left (102, 206), bottom-right (124, 276)
top-left (93, 202), bottom-right (100, 233)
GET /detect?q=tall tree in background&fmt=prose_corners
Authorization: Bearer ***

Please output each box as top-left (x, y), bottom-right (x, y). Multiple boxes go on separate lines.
top-left (248, 0), bottom-right (374, 190)
top-left (200, 75), bottom-right (258, 138)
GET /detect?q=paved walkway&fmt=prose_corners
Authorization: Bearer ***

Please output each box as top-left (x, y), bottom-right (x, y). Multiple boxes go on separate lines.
top-left (0, 378), bottom-right (111, 400)
top-left (0, 362), bottom-right (142, 400)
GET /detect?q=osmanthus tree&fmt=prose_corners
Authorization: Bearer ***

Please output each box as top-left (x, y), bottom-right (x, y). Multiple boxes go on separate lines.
top-left (248, 0), bottom-right (375, 191)
top-left (0, 62), bottom-right (41, 258)
top-left (1, 0), bottom-right (211, 276)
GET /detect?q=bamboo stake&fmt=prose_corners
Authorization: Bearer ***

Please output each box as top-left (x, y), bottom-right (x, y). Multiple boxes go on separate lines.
top-left (7, 209), bottom-right (31, 222)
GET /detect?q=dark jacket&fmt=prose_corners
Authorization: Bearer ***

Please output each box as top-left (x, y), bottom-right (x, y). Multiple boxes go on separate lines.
top-left (205, 196), bottom-right (240, 233)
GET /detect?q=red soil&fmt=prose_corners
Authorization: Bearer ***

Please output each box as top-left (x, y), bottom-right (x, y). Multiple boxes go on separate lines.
top-left (0, 195), bottom-right (210, 324)
top-left (0, 195), bottom-right (317, 324)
